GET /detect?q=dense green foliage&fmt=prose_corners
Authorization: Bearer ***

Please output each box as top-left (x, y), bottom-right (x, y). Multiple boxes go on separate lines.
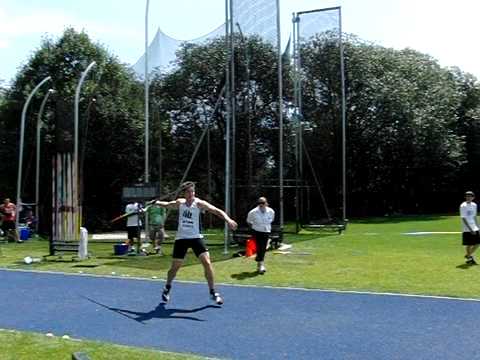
top-left (1, 29), bottom-right (479, 230)
top-left (300, 34), bottom-right (480, 215)
top-left (0, 29), bottom-right (145, 231)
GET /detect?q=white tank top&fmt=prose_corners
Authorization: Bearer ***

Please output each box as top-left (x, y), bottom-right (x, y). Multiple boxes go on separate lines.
top-left (176, 198), bottom-right (203, 239)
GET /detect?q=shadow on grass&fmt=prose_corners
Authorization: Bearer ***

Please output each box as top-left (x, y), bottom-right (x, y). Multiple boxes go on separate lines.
top-left (99, 245), bottom-right (237, 271)
top-left (352, 214), bottom-right (452, 225)
top-left (72, 264), bottom-right (100, 268)
top-left (82, 296), bottom-right (220, 323)
top-left (99, 232), bottom-right (331, 272)
top-left (456, 263), bottom-right (478, 270)
top-left (231, 271), bottom-right (260, 280)
top-left (13, 231), bottom-right (330, 273)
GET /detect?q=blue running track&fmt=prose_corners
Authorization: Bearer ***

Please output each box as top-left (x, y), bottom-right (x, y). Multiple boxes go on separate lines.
top-left (1, 269), bottom-right (479, 359)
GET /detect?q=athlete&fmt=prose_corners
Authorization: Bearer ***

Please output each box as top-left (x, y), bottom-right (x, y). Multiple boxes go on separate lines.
top-left (154, 181), bottom-right (237, 305)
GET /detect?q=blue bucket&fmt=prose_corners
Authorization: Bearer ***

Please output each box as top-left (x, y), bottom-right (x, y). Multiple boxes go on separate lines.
top-left (114, 243), bottom-right (129, 255)
top-left (19, 227), bottom-right (30, 241)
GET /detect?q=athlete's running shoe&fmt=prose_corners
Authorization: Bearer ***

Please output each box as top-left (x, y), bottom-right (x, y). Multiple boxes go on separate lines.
top-left (466, 257), bottom-right (478, 265)
top-left (466, 256), bottom-right (478, 265)
top-left (211, 292), bottom-right (224, 305)
top-left (162, 287), bottom-right (171, 303)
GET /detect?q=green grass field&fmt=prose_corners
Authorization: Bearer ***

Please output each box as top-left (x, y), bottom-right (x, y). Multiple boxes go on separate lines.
top-left (0, 214), bottom-right (478, 358)
top-left (0, 329), bottom-right (207, 360)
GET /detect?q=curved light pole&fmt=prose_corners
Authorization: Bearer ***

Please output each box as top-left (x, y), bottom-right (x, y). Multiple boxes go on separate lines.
top-left (74, 61), bottom-right (96, 240)
top-left (35, 88), bottom-right (54, 232)
top-left (145, 0), bottom-right (150, 184)
top-left (16, 76), bottom-right (51, 234)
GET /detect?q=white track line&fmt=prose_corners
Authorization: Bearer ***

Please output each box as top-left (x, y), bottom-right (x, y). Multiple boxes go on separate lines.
top-left (403, 231), bottom-right (460, 235)
top-left (1, 267), bottom-right (479, 303)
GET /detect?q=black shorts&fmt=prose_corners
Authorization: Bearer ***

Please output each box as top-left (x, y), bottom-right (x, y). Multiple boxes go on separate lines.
top-left (172, 238), bottom-right (208, 259)
top-left (127, 226), bottom-right (140, 240)
top-left (462, 231), bottom-right (480, 246)
top-left (1, 220), bottom-right (15, 232)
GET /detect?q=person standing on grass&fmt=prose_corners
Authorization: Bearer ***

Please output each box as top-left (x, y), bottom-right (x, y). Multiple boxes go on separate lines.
top-left (147, 202), bottom-right (166, 255)
top-left (0, 198), bottom-right (20, 243)
top-left (125, 201), bottom-right (145, 255)
top-left (460, 191), bottom-right (480, 265)
top-left (247, 196), bottom-right (275, 274)
top-left (153, 181), bottom-right (237, 305)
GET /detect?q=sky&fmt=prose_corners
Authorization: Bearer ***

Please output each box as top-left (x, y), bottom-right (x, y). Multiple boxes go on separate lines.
top-left (1, 0), bottom-right (479, 86)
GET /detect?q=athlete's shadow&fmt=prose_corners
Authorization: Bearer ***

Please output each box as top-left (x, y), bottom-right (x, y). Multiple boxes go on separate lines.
top-left (82, 296), bottom-right (220, 323)
top-left (231, 271), bottom-right (260, 280)
top-left (456, 263), bottom-right (478, 270)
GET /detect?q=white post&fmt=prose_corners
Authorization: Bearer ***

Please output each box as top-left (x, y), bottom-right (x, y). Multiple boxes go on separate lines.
top-left (16, 76), bottom-right (51, 234)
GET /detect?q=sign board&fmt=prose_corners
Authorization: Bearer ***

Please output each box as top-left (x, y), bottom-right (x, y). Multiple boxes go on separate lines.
top-left (122, 183), bottom-right (159, 202)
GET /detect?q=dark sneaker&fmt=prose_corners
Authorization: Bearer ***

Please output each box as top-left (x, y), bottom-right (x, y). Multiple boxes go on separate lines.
top-left (465, 255), bottom-right (477, 264)
top-left (211, 292), bottom-right (224, 305)
top-left (162, 287), bottom-right (170, 303)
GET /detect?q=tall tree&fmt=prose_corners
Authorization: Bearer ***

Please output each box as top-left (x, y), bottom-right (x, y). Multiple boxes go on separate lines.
top-left (0, 28), bottom-right (144, 231)
top-left (300, 34), bottom-right (467, 215)
top-left (149, 34), bottom-right (291, 219)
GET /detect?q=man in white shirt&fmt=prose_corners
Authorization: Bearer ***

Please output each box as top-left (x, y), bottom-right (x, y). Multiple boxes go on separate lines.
top-left (460, 191), bottom-right (480, 265)
top-left (247, 196), bottom-right (275, 274)
top-left (125, 201), bottom-right (144, 254)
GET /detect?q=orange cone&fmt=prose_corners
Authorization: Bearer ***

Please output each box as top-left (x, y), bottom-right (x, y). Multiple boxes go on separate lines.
top-left (245, 237), bottom-right (257, 257)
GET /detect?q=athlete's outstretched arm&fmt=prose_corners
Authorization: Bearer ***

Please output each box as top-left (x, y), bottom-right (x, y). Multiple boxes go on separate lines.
top-left (199, 200), bottom-right (238, 230)
top-left (154, 199), bottom-right (181, 210)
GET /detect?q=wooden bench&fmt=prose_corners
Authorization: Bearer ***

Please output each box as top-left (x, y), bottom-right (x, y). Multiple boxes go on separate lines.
top-left (302, 220), bottom-right (347, 234)
top-left (232, 225), bottom-right (283, 249)
top-left (49, 241), bottom-right (79, 256)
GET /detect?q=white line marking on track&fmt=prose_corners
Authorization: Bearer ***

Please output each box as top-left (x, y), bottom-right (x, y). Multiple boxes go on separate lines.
top-left (1, 267), bottom-right (479, 303)
top-left (403, 231), bottom-right (460, 235)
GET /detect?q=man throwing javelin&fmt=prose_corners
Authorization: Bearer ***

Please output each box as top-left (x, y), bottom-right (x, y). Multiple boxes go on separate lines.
top-left (154, 181), bottom-right (237, 305)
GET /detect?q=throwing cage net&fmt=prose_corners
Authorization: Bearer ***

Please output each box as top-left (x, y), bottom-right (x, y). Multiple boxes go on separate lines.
top-left (132, 0), bottom-right (284, 244)
top-left (228, 0), bottom-right (284, 228)
top-left (292, 7), bottom-right (347, 231)
top-left (133, 24), bottom-right (226, 78)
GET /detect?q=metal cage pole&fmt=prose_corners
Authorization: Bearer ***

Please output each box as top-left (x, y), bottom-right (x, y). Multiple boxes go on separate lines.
top-left (339, 7), bottom-right (347, 223)
top-left (230, 0), bottom-right (236, 218)
top-left (145, 0), bottom-right (151, 184)
top-left (224, 0), bottom-right (232, 253)
top-left (295, 13), bottom-right (304, 228)
top-left (276, 0), bottom-right (284, 230)
top-left (292, 13), bottom-right (300, 233)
